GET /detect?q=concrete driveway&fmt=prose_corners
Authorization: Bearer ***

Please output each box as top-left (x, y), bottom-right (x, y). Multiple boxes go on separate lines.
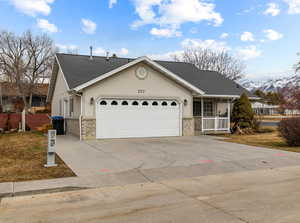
top-left (56, 135), bottom-right (300, 180)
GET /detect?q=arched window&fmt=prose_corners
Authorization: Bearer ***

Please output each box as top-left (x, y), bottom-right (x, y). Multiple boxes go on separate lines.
top-left (162, 101), bottom-right (168, 106)
top-left (132, 101), bottom-right (139, 106)
top-left (142, 101), bottom-right (149, 106)
top-left (152, 101), bottom-right (158, 106)
top-left (100, 100), bottom-right (107, 105)
top-left (171, 101), bottom-right (177, 106)
top-left (111, 101), bottom-right (118, 106)
top-left (122, 101), bottom-right (128, 106)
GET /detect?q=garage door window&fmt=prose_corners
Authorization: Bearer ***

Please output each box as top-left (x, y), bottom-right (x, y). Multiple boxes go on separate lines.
top-left (171, 102), bottom-right (177, 106)
top-left (132, 101), bottom-right (139, 106)
top-left (162, 101), bottom-right (168, 106)
top-left (152, 101), bottom-right (158, 106)
top-left (142, 101), bottom-right (149, 106)
top-left (111, 101), bottom-right (118, 106)
top-left (100, 100), bottom-right (107, 105)
top-left (122, 101), bottom-right (128, 106)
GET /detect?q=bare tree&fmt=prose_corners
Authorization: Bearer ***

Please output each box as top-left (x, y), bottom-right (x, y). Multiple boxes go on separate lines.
top-left (0, 30), bottom-right (55, 110)
top-left (0, 31), bottom-right (30, 109)
top-left (173, 48), bottom-right (245, 81)
top-left (23, 31), bottom-right (55, 107)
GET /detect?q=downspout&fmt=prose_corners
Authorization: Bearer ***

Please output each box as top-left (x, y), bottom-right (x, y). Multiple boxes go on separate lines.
top-left (79, 93), bottom-right (83, 141)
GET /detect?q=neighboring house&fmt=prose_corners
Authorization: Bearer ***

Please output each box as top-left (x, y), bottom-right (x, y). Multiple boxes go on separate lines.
top-left (47, 53), bottom-right (254, 140)
top-left (0, 82), bottom-right (48, 113)
top-left (252, 102), bottom-right (300, 116)
top-left (252, 102), bottom-right (280, 115)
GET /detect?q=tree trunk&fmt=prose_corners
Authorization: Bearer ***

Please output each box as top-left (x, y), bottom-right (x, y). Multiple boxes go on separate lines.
top-left (29, 92), bottom-right (33, 109)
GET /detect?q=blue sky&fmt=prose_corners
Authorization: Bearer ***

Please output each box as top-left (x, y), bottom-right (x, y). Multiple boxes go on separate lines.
top-left (0, 0), bottom-right (299, 81)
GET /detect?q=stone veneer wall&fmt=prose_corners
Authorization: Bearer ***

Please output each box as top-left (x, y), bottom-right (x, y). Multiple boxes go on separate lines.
top-left (81, 118), bottom-right (96, 140)
top-left (182, 118), bottom-right (195, 136)
top-left (194, 117), bottom-right (202, 131)
top-left (65, 118), bottom-right (80, 137)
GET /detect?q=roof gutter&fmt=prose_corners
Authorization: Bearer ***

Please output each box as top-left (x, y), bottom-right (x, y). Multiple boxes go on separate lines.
top-left (195, 94), bottom-right (260, 100)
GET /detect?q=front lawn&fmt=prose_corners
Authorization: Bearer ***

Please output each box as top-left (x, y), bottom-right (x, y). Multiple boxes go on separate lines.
top-left (0, 132), bottom-right (75, 183)
top-left (221, 127), bottom-right (300, 153)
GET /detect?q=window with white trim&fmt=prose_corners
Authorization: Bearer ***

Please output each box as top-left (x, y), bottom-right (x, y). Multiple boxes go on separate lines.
top-left (69, 97), bottom-right (74, 117)
top-left (193, 101), bottom-right (201, 116)
top-left (204, 101), bottom-right (213, 117)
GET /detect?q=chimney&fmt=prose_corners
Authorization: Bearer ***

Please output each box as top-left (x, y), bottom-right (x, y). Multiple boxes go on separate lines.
top-left (89, 46), bottom-right (93, 60)
top-left (106, 51), bottom-right (110, 61)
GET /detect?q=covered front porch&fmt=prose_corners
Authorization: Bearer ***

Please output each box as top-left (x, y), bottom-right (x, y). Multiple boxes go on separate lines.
top-left (193, 97), bottom-right (231, 133)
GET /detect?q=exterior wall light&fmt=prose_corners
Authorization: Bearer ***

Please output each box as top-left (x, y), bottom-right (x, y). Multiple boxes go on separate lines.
top-left (184, 99), bottom-right (188, 106)
top-left (90, 97), bottom-right (94, 105)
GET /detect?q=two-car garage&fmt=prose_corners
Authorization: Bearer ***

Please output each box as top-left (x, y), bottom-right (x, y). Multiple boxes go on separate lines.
top-left (96, 99), bottom-right (181, 139)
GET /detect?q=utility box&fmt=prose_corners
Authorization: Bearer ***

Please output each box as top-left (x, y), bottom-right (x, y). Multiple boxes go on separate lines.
top-left (45, 129), bottom-right (57, 167)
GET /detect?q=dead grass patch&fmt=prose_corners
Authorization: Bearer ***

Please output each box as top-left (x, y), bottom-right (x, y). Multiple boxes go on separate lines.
top-left (220, 128), bottom-right (300, 153)
top-left (0, 132), bottom-right (75, 183)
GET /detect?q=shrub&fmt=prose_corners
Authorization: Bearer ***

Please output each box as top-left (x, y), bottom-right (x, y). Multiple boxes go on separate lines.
top-left (278, 118), bottom-right (300, 146)
top-left (231, 92), bottom-right (256, 133)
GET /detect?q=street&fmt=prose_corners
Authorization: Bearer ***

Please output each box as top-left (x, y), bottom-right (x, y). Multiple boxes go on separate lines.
top-left (1, 165), bottom-right (300, 223)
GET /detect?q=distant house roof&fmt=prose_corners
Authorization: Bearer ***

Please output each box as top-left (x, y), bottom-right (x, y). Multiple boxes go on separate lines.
top-left (252, 102), bottom-right (279, 109)
top-left (0, 82), bottom-right (48, 97)
top-left (55, 53), bottom-right (252, 97)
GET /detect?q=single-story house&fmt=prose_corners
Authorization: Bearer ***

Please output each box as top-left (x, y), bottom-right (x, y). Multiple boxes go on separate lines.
top-left (47, 53), bottom-right (253, 140)
top-left (252, 102), bottom-right (280, 116)
top-left (252, 102), bottom-right (300, 116)
top-left (0, 82), bottom-right (48, 113)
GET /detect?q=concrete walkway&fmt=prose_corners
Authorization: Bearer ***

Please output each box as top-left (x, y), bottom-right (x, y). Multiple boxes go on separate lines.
top-left (2, 165), bottom-right (300, 223)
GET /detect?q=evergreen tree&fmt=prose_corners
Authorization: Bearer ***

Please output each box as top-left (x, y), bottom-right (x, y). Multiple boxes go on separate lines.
top-left (231, 93), bottom-right (255, 132)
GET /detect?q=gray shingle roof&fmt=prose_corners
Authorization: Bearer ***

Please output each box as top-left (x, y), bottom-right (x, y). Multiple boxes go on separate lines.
top-left (56, 53), bottom-right (251, 96)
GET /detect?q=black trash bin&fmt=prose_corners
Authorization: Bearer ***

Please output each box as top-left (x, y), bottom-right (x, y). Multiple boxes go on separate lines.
top-left (52, 116), bottom-right (65, 135)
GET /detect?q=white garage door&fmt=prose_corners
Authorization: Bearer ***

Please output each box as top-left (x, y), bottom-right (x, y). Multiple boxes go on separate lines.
top-left (96, 99), bottom-right (181, 139)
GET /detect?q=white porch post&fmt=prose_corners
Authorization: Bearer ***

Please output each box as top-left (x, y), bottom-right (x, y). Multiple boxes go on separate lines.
top-left (201, 97), bottom-right (204, 132)
top-left (227, 99), bottom-right (231, 132)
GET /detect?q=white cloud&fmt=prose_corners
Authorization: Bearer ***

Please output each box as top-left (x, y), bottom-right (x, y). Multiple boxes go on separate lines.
top-left (37, 19), bottom-right (58, 33)
top-left (240, 32), bottom-right (255, 42)
top-left (150, 27), bottom-right (181, 37)
top-left (148, 50), bottom-right (183, 61)
top-left (264, 3), bottom-right (280, 16)
top-left (132, 0), bottom-right (223, 36)
top-left (56, 44), bottom-right (78, 52)
top-left (109, 0), bottom-right (117, 8)
top-left (8, 0), bottom-right (55, 16)
top-left (119, 48), bottom-right (129, 56)
top-left (220, 33), bottom-right (229, 39)
top-left (94, 47), bottom-right (106, 56)
top-left (81, 18), bottom-right (97, 34)
top-left (237, 45), bottom-right (262, 60)
top-left (283, 0), bottom-right (300, 14)
top-left (181, 38), bottom-right (230, 51)
top-left (263, 29), bottom-right (283, 40)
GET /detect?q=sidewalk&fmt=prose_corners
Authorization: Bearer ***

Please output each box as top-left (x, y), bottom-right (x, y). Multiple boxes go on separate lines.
top-left (0, 169), bottom-right (149, 198)
top-left (2, 154), bottom-right (300, 198)
top-left (2, 165), bottom-right (300, 223)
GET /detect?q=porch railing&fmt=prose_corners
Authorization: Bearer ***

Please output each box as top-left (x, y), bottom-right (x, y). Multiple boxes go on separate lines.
top-left (202, 117), bottom-right (230, 132)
